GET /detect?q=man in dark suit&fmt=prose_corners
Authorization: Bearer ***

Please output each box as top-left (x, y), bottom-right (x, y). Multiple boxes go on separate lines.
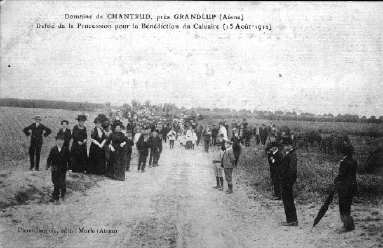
top-left (136, 131), bottom-right (150, 172)
top-left (265, 137), bottom-right (281, 200)
top-left (148, 130), bottom-right (162, 167)
top-left (334, 144), bottom-right (357, 232)
top-left (23, 115), bottom-right (52, 170)
top-left (276, 137), bottom-right (298, 226)
top-left (46, 134), bottom-right (70, 202)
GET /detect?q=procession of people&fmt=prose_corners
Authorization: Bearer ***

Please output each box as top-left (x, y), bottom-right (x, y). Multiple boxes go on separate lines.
top-left (23, 112), bottom-right (358, 233)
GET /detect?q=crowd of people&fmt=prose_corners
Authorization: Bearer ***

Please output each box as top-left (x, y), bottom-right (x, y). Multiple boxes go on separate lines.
top-left (24, 114), bottom-right (358, 232)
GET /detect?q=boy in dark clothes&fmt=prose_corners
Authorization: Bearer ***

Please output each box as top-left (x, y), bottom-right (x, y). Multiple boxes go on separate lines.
top-left (57, 120), bottom-right (72, 149)
top-left (46, 134), bottom-right (70, 202)
top-left (136, 132), bottom-right (150, 172)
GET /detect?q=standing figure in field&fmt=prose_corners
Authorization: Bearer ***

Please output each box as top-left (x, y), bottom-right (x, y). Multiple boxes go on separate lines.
top-left (46, 134), bottom-right (70, 202)
top-left (222, 140), bottom-right (237, 194)
top-left (203, 126), bottom-right (212, 153)
top-left (88, 117), bottom-right (107, 175)
top-left (265, 135), bottom-right (281, 200)
top-left (23, 115), bottom-right (52, 171)
top-left (254, 124), bottom-right (260, 145)
top-left (334, 144), bottom-right (357, 232)
top-left (108, 121), bottom-right (129, 181)
top-left (260, 124), bottom-right (268, 145)
top-left (149, 130), bottom-right (162, 167)
top-left (276, 137), bottom-right (298, 226)
top-left (136, 131), bottom-right (150, 172)
top-left (242, 123), bottom-right (251, 147)
top-left (70, 114), bottom-right (88, 173)
top-left (57, 120), bottom-right (71, 150)
top-left (167, 127), bottom-right (177, 149)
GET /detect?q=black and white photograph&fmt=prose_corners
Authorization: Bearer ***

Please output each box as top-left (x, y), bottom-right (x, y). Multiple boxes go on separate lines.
top-left (0, 1), bottom-right (382, 248)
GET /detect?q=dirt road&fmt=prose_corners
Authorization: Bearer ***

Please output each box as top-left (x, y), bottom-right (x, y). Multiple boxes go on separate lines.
top-left (0, 144), bottom-right (381, 248)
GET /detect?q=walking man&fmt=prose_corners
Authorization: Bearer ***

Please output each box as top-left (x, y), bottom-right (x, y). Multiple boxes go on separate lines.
top-left (149, 130), bottom-right (162, 167)
top-left (136, 131), bottom-right (150, 172)
top-left (23, 115), bottom-right (52, 171)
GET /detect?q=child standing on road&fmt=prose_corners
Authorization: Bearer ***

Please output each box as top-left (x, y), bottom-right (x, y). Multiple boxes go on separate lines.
top-left (46, 134), bottom-right (70, 202)
top-left (222, 140), bottom-right (238, 194)
top-left (212, 143), bottom-right (225, 190)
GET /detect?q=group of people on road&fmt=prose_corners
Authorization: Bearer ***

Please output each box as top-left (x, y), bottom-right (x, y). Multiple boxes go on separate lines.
top-left (204, 119), bottom-right (357, 232)
top-left (24, 114), bottom-right (167, 202)
top-left (25, 114), bottom-right (358, 232)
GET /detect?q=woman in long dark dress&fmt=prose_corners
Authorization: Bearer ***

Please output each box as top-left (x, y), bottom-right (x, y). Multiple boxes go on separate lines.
top-left (103, 121), bottom-right (113, 177)
top-left (88, 117), bottom-right (107, 174)
top-left (108, 121), bottom-right (129, 181)
top-left (70, 114), bottom-right (88, 173)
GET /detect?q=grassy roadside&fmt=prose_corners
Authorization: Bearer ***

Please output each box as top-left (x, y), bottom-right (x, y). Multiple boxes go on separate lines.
top-left (236, 146), bottom-right (383, 205)
top-left (0, 160), bottom-right (104, 210)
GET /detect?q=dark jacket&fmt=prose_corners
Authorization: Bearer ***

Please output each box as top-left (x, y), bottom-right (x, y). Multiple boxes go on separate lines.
top-left (149, 136), bottom-right (162, 153)
top-left (23, 123), bottom-right (51, 142)
top-left (277, 147), bottom-right (297, 185)
top-left (334, 156), bottom-right (357, 196)
top-left (57, 128), bottom-right (72, 148)
top-left (136, 135), bottom-right (150, 156)
top-left (47, 145), bottom-right (70, 173)
top-left (125, 138), bottom-right (134, 155)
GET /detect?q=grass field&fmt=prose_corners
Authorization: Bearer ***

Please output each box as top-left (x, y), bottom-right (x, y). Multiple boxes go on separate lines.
top-left (201, 116), bottom-right (383, 137)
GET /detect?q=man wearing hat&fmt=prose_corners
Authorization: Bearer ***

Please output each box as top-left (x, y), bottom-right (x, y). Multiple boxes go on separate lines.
top-left (276, 136), bottom-right (298, 226)
top-left (265, 134), bottom-right (281, 200)
top-left (334, 143), bottom-right (357, 232)
top-left (148, 129), bottom-right (162, 167)
top-left (136, 129), bottom-right (150, 172)
top-left (23, 115), bottom-right (52, 171)
top-left (46, 134), bottom-right (70, 202)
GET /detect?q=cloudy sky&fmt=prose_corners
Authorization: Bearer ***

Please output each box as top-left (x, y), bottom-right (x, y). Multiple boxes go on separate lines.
top-left (1, 1), bottom-right (382, 116)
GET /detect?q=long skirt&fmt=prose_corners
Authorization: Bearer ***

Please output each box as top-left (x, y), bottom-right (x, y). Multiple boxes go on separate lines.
top-left (110, 149), bottom-right (126, 181)
top-left (70, 144), bottom-right (87, 173)
top-left (88, 144), bottom-right (106, 174)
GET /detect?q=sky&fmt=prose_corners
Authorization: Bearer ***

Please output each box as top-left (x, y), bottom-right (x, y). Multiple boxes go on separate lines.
top-left (1, 1), bottom-right (383, 116)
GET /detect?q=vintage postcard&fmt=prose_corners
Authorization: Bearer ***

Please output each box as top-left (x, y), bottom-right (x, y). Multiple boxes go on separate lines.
top-left (0, 1), bottom-right (382, 248)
